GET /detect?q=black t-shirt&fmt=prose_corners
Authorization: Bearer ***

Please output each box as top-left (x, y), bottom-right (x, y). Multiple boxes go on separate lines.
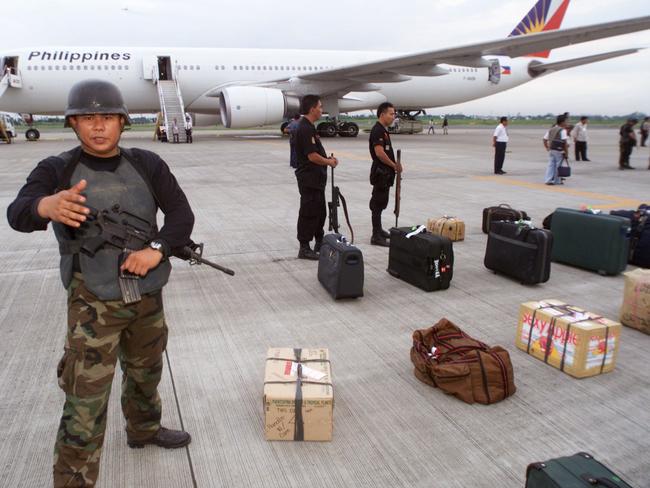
top-left (294, 117), bottom-right (328, 189)
top-left (620, 124), bottom-right (635, 144)
top-left (369, 122), bottom-right (395, 186)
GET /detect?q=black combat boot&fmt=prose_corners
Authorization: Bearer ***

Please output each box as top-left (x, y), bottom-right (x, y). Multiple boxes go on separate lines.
top-left (314, 237), bottom-right (323, 253)
top-left (298, 243), bottom-right (319, 260)
top-left (370, 232), bottom-right (390, 247)
top-left (128, 427), bottom-right (191, 449)
top-left (379, 229), bottom-right (391, 239)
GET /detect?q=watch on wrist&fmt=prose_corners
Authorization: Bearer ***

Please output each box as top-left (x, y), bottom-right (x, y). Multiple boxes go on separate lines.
top-left (149, 240), bottom-right (165, 257)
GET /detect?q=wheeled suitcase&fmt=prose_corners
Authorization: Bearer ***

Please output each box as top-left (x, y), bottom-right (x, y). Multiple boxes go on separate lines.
top-left (387, 226), bottom-right (453, 291)
top-left (426, 216), bottom-right (465, 241)
top-left (526, 452), bottom-right (634, 488)
top-left (317, 233), bottom-right (364, 299)
top-left (484, 221), bottom-right (553, 284)
top-left (482, 204), bottom-right (529, 234)
top-left (550, 208), bottom-right (630, 275)
top-left (610, 204), bottom-right (650, 268)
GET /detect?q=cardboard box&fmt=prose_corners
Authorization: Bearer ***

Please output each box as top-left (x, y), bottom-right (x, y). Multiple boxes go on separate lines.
top-left (620, 269), bottom-right (650, 334)
top-left (263, 348), bottom-right (333, 441)
top-left (516, 300), bottom-right (621, 378)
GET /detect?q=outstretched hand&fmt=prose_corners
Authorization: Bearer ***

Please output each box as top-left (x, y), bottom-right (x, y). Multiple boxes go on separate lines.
top-left (37, 179), bottom-right (90, 227)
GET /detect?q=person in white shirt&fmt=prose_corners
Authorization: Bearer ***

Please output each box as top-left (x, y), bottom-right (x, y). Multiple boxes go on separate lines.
top-left (184, 113), bottom-right (193, 143)
top-left (492, 116), bottom-right (509, 174)
top-left (543, 114), bottom-right (569, 185)
top-left (571, 116), bottom-right (590, 161)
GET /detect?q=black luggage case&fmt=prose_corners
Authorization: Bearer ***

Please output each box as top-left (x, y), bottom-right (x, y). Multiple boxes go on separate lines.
top-left (526, 452), bottom-right (634, 488)
top-left (485, 221), bottom-right (553, 284)
top-left (611, 204), bottom-right (650, 268)
top-left (317, 233), bottom-right (364, 299)
top-left (387, 226), bottom-right (453, 291)
top-left (482, 204), bottom-right (529, 234)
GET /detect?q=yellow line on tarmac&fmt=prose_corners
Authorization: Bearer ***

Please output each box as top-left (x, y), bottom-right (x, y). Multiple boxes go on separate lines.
top-left (473, 175), bottom-right (643, 209)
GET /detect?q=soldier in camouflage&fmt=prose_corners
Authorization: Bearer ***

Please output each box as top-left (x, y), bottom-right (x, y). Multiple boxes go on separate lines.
top-left (7, 79), bottom-right (195, 487)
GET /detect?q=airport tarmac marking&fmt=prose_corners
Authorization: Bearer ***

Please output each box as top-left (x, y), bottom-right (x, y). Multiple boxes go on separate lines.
top-left (473, 175), bottom-right (643, 209)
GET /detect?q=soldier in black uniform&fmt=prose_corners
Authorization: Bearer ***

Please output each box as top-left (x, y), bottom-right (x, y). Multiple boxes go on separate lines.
top-left (294, 95), bottom-right (338, 259)
top-left (7, 79), bottom-right (193, 487)
top-left (369, 102), bottom-right (402, 247)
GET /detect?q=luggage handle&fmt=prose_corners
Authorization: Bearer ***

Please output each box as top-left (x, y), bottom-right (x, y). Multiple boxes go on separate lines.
top-left (497, 203), bottom-right (513, 209)
top-left (579, 474), bottom-right (623, 488)
top-left (345, 255), bottom-right (360, 265)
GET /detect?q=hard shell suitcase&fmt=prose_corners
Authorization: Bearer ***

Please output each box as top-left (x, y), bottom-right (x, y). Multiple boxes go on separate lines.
top-left (482, 204), bottom-right (529, 234)
top-left (317, 233), bottom-right (364, 299)
top-left (426, 216), bottom-right (465, 241)
top-left (387, 226), bottom-right (453, 292)
top-left (550, 208), bottom-right (630, 275)
top-left (484, 221), bottom-right (553, 284)
top-left (525, 452), bottom-right (634, 488)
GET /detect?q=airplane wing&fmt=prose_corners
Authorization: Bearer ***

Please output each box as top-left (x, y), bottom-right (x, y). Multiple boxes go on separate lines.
top-left (245, 15), bottom-right (650, 91)
top-left (528, 49), bottom-right (644, 75)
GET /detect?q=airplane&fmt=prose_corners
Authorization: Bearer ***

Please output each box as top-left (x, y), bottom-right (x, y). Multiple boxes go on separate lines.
top-left (1, 0), bottom-right (649, 141)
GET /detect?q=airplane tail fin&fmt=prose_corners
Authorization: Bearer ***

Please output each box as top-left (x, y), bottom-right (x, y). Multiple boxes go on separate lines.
top-left (508, 0), bottom-right (571, 58)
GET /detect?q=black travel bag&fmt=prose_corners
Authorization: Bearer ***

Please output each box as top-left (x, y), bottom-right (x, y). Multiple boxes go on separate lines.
top-left (317, 233), bottom-right (364, 299)
top-left (525, 452), bottom-right (635, 488)
top-left (484, 221), bottom-right (553, 284)
top-left (557, 157), bottom-right (571, 178)
top-left (610, 204), bottom-right (650, 268)
top-left (387, 226), bottom-right (453, 291)
top-left (482, 204), bottom-right (529, 234)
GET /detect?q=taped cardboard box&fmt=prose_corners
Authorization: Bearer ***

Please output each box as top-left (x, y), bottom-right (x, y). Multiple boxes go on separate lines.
top-left (620, 268), bottom-right (650, 334)
top-left (263, 348), bottom-right (333, 441)
top-left (516, 300), bottom-right (621, 378)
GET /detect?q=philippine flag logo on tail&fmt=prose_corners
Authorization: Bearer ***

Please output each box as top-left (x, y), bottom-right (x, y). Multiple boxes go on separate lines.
top-left (508, 0), bottom-right (571, 58)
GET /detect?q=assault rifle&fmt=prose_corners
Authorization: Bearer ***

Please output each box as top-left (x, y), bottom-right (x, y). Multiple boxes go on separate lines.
top-left (327, 154), bottom-right (354, 243)
top-left (83, 205), bottom-right (234, 303)
top-left (394, 149), bottom-right (402, 227)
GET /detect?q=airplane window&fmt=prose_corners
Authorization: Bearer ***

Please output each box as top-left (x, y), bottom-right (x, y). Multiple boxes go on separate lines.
top-left (27, 66), bottom-right (31, 70)
top-left (221, 65), bottom-right (225, 70)
top-left (62, 66), bottom-right (67, 70)
top-left (125, 66), bottom-right (129, 70)
top-left (233, 66), bottom-right (237, 70)
top-left (183, 65), bottom-right (187, 70)
top-left (197, 66), bottom-right (200, 70)
top-left (118, 65), bottom-right (122, 70)
top-left (190, 66), bottom-right (194, 70)
top-left (111, 66), bottom-right (115, 70)
top-left (105, 66), bottom-right (109, 70)
top-left (239, 65), bottom-right (243, 70)
top-left (245, 66), bottom-right (249, 70)
top-left (77, 66), bottom-right (82, 70)
top-left (83, 66), bottom-right (88, 70)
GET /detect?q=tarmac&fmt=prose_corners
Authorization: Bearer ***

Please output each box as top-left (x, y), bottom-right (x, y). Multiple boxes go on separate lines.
top-left (1, 126), bottom-right (649, 488)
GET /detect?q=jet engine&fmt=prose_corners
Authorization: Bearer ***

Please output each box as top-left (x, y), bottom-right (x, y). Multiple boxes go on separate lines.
top-left (219, 86), bottom-right (300, 128)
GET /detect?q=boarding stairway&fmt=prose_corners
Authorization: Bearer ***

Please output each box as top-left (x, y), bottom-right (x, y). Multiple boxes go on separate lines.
top-left (156, 80), bottom-right (188, 142)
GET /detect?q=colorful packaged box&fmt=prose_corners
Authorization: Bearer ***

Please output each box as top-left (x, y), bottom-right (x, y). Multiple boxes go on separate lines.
top-left (516, 300), bottom-right (621, 378)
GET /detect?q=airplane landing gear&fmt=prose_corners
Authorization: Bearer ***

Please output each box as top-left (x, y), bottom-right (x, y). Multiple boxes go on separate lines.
top-left (25, 128), bottom-right (40, 141)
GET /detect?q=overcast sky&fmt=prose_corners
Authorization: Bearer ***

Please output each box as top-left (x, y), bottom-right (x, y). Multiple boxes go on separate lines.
top-left (5, 0), bottom-right (650, 115)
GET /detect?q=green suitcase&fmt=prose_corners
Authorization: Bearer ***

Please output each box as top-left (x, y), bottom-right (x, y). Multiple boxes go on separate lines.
top-left (550, 208), bottom-right (630, 275)
top-left (526, 452), bottom-right (635, 488)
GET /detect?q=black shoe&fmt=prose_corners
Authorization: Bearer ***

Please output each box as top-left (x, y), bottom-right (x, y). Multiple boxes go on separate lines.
top-left (128, 427), bottom-right (191, 449)
top-left (314, 238), bottom-right (323, 253)
top-left (379, 229), bottom-right (391, 239)
top-left (370, 235), bottom-right (390, 247)
top-left (545, 182), bottom-right (555, 185)
top-left (298, 247), bottom-right (319, 260)
top-left (619, 166), bottom-right (626, 170)
top-left (496, 170), bottom-right (507, 175)
top-left (626, 165), bottom-right (636, 169)
top-left (583, 159), bottom-right (591, 162)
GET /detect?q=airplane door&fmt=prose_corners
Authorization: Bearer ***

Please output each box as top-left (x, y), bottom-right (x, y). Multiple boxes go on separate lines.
top-left (142, 56), bottom-right (158, 80)
top-left (488, 59), bottom-right (501, 84)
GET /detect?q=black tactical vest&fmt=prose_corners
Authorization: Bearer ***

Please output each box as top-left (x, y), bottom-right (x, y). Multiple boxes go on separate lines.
top-left (52, 148), bottom-right (171, 300)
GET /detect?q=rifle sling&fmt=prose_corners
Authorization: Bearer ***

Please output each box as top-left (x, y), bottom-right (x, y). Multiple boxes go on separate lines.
top-left (338, 191), bottom-right (354, 244)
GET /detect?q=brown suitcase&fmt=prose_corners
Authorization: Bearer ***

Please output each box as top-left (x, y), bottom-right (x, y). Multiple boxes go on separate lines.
top-left (427, 216), bottom-right (466, 241)
top-left (411, 318), bottom-right (516, 404)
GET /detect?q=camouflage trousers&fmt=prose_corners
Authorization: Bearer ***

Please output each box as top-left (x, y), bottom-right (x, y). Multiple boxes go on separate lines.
top-left (53, 273), bottom-right (168, 487)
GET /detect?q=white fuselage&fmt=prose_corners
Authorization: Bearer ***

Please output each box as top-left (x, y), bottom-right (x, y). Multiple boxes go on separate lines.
top-left (0, 46), bottom-right (535, 117)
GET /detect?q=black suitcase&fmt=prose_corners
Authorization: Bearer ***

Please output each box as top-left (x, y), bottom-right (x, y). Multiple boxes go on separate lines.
top-left (611, 204), bottom-right (650, 268)
top-left (317, 233), bottom-right (364, 299)
top-left (387, 226), bottom-right (453, 291)
top-left (484, 221), bottom-right (553, 284)
top-left (526, 452), bottom-right (635, 488)
top-left (482, 204), bottom-right (529, 234)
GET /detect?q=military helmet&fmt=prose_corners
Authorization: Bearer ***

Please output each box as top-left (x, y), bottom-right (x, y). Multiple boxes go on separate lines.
top-left (64, 79), bottom-right (132, 127)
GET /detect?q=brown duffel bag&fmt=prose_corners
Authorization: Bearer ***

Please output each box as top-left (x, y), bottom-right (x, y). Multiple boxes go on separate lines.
top-left (410, 318), bottom-right (516, 404)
